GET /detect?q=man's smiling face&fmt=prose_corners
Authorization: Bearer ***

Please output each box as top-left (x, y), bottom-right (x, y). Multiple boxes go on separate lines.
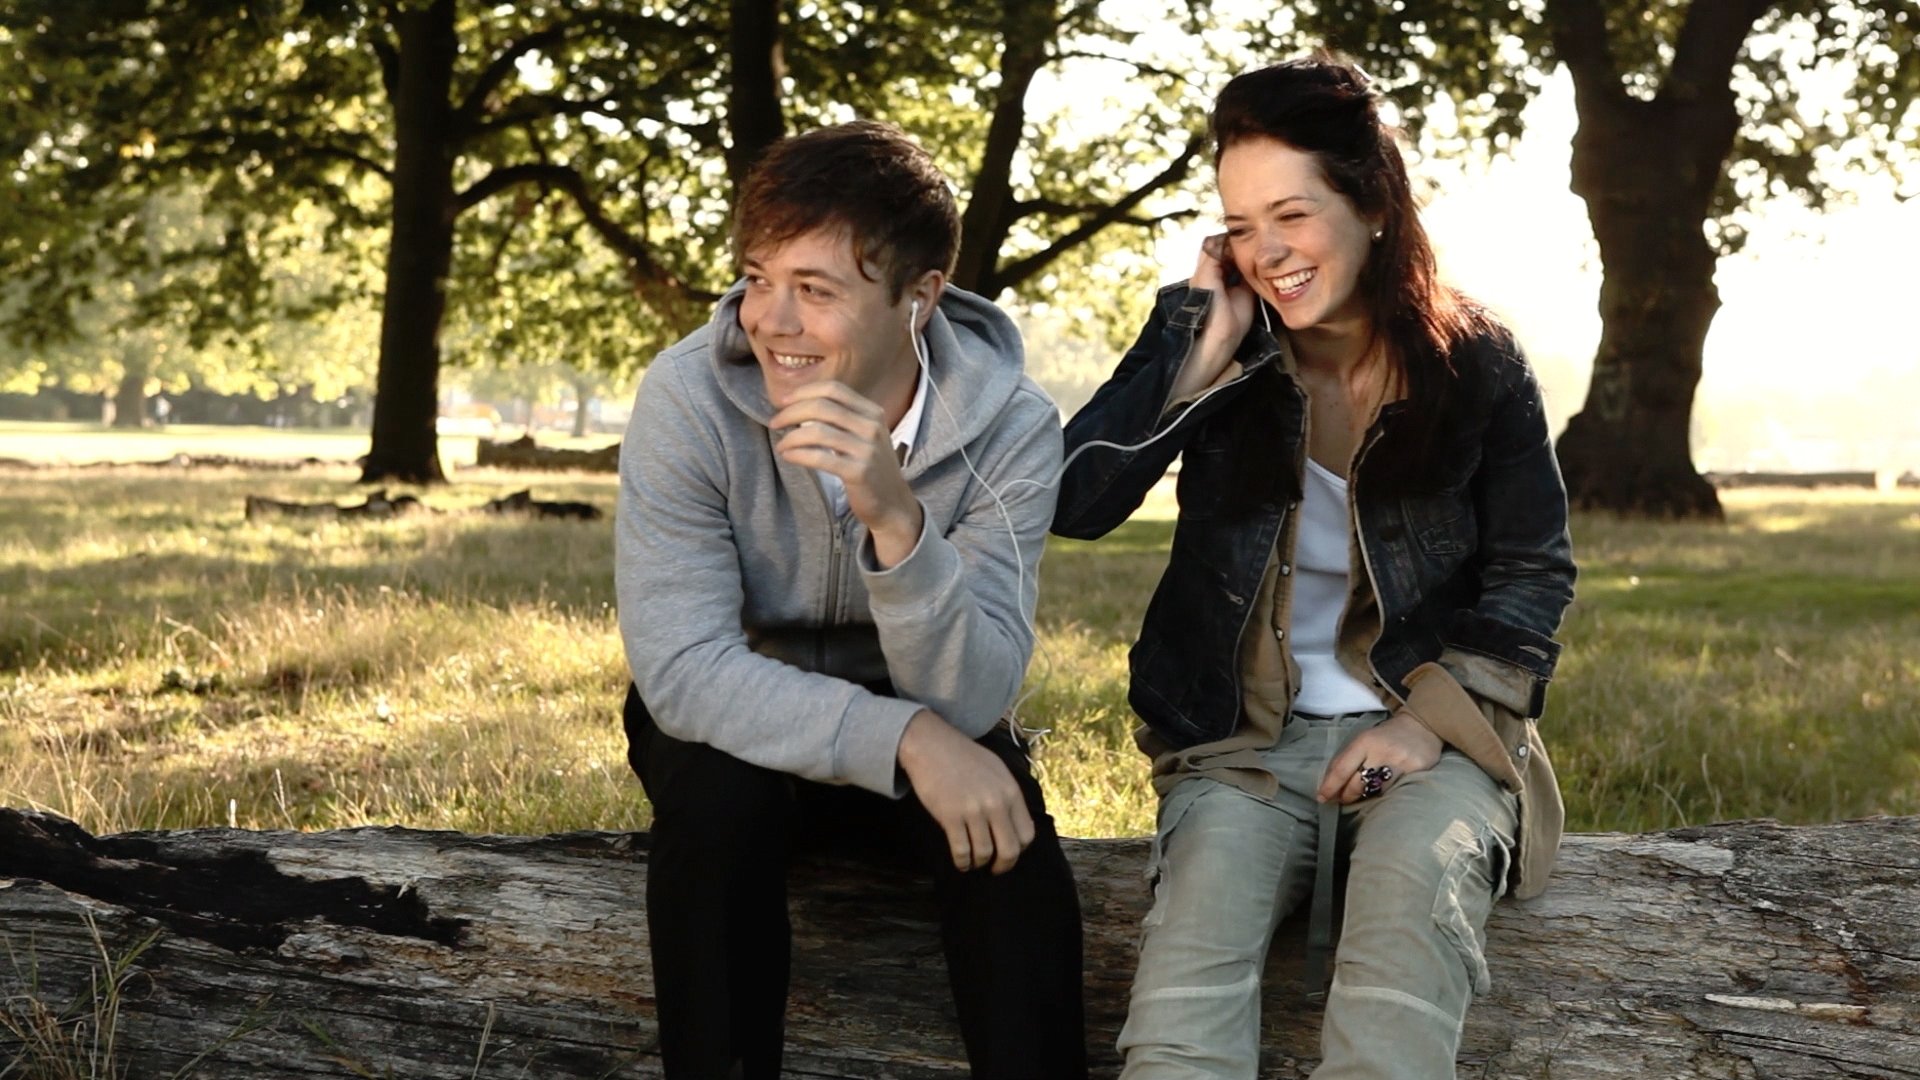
top-left (737, 227), bottom-right (919, 425)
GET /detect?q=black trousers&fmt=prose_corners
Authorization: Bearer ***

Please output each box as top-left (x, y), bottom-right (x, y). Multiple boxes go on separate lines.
top-left (625, 684), bottom-right (1088, 1079)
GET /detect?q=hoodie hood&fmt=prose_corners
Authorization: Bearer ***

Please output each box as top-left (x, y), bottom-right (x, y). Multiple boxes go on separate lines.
top-left (704, 280), bottom-right (1032, 474)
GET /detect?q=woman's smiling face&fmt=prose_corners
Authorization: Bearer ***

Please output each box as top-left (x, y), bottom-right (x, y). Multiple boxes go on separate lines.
top-left (1217, 136), bottom-right (1378, 338)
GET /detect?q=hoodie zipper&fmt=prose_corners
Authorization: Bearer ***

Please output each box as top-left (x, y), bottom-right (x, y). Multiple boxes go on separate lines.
top-left (815, 477), bottom-right (843, 672)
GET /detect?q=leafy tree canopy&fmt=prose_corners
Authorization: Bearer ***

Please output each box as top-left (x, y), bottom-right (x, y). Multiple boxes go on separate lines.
top-left (1, 1), bottom-right (1235, 386)
top-left (1270, 0), bottom-right (1920, 249)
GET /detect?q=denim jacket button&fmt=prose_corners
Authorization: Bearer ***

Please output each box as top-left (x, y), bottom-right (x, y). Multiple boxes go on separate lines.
top-left (1515, 744), bottom-right (1530, 759)
top-left (1279, 563), bottom-right (1293, 576)
top-left (1274, 627), bottom-right (1286, 641)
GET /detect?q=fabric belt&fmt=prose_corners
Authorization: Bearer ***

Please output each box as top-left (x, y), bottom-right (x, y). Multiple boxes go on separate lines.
top-left (1296, 709), bottom-right (1382, 1001)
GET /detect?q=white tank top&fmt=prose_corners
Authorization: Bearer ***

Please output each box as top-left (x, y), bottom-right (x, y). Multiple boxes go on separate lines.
top-left (1287, 457), bottom-right (1386, 715)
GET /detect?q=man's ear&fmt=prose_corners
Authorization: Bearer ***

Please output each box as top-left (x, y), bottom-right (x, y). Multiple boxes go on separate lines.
top-left (909, 271), bottom-right (947, 333)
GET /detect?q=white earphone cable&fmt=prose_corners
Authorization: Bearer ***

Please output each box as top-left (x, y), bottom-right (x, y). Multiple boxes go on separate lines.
top-left (910, 301), bottom-right (1245, 738)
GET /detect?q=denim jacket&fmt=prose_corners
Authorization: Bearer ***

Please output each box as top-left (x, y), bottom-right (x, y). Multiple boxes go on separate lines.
top-left (1053, 283), bottom-right (1577, 752)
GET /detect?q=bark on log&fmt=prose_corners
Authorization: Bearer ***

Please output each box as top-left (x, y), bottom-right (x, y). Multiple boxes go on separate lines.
top-left (2, 808), bottom-right (1915, 1079)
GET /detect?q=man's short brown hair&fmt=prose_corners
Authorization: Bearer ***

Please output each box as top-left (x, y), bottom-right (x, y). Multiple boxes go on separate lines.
top-left (731, 120), bottom-right (960, 301)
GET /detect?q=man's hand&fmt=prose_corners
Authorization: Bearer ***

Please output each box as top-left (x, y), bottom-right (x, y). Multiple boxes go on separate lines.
top-left (771, 380), bottom-right (923, 568)
top-left (1317, 711), bottom-right (1444, 805)
top-left (897, 709), bottom-right (1035, 874)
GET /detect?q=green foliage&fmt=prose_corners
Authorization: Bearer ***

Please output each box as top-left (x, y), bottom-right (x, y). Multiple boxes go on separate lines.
top-left (1, 1), bottom-right (710, 355)
top-left (2, 1), bottom-right (1250, 399)
top-left (2, 186), bottom-right (379, 407)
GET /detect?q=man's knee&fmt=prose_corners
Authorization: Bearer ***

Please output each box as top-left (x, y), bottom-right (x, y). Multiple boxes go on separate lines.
top-left (627, 686), bottom-right (795, 841)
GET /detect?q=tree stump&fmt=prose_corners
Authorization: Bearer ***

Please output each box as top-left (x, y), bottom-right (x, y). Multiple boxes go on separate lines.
top-left (2, 808), bottom-right (1915, 1078)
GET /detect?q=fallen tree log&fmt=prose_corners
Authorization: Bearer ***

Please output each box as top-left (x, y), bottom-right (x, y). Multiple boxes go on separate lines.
top-left (242, 489), bottom-right (602, 522)
top-left (243, 489), bottom-right (429, 521)
top-left (474, 434), bottom-right (620, 473)
top-left (2, 808), bottom-right (1915, 1079)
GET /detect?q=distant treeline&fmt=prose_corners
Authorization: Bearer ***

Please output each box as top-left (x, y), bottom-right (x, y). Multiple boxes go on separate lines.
top-left (0, 386), bottom-right (367, 428)
top-left (1707, 471), bottom-right (1920, 490)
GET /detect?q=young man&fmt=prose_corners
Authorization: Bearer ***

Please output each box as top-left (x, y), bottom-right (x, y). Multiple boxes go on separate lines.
top-left (616, 120), bottom-right (1086, 1079)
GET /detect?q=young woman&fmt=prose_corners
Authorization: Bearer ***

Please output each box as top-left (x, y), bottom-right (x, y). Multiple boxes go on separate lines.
top-left (1053, 57), bottom-right (1577, 1079)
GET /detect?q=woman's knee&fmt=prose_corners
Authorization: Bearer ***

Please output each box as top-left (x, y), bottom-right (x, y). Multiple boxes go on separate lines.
top-left (1339, 811), bottom-right (1510, 999)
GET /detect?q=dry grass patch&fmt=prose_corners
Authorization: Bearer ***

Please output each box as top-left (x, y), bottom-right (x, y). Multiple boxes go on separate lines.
top-left (3, 459), bottom-right (1916, 839)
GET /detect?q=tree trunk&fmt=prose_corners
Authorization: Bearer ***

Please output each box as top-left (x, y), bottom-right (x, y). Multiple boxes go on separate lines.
top-left (951, 0), bottom-right (1057, 295)
top-left (5, 808), bottom-right (1917, 1079)
top-left (569, 374), bottom-right (593, 438)
top-left (111, 356), bottom-right (150, 430)
top-left (1547, 0), bottom-right (1761, 520)
top-left (360, 0), bottom-right (459, 486)
top-left (725, 0), bottom-right (785, 200)
top-left (474, 433), bottom-right (619, 472)
top-left (1554, 100), bottom-right (1724, 518)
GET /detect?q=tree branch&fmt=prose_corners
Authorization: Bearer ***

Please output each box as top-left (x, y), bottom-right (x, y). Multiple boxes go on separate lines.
top-left (1665, 0), bottom-right (1769, 105)
top-left (1013, 197), bottom-right (1192, 225)
top-left (456, 24), bottom-right (571, 132)
top-left (470, 92), bottom-right (623, 138)
top-left (988, 129), bottom-right (1206, 295)
top-left (167, 125), bottom-right (392, 186)
top-left (1543, 0), bottom-right (1626, 108)
top-left (1048, 48), bottom-right (1190, 84)
top-left (298, 144), bottom-right (394, 184)
top-left (368, 30), bottom-right (400, 103)
top-left (953, 0), bottom-right (1057, 292)
top-left (481, 199), bottom-right (531, 281)
top-left (453, 162), bottom-right (720, 309)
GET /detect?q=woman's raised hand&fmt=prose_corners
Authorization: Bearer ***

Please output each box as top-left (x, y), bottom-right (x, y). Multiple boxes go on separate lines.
top-left (1172, 233), bottom-right (1259, 401)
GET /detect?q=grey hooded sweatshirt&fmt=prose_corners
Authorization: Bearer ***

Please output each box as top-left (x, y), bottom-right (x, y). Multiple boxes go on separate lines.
top-left (616, 283), bottom-right (1062, 797)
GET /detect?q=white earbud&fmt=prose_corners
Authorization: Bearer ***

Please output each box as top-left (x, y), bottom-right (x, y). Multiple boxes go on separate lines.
top-left (909, 298), bottom-right (920, 330)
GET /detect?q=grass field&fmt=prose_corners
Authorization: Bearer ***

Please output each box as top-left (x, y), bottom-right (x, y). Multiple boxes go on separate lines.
top-left (2, 431), bottom-right (1916, 839)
